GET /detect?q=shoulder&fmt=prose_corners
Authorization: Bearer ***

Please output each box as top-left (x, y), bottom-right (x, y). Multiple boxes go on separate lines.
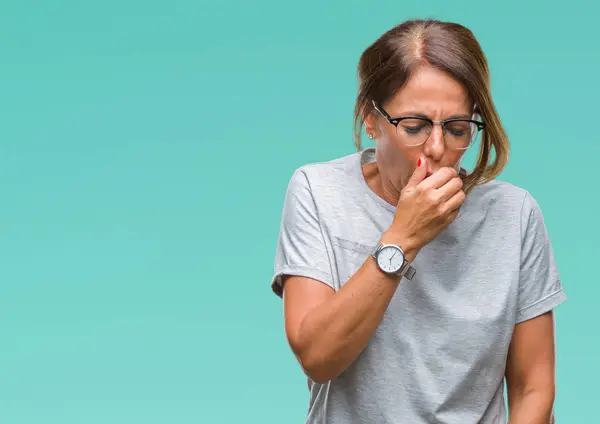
top-left (470, 178), bottom-right (527, 204)
top-left (468, 178), bottom-right (547, 233)
top-left (469, 178), bottom-right (539, 212)
top-left (285, 151), bottom-right (360, 194)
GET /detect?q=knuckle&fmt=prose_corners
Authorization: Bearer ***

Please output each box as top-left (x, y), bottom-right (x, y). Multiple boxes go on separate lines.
top-left (426, 190), bottom-right (439, 204)
top-left (437, 203), bottom-right (448, 216)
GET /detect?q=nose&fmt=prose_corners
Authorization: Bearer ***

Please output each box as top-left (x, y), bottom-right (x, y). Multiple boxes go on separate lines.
top-left (423, 124), bottom-right (445, 161)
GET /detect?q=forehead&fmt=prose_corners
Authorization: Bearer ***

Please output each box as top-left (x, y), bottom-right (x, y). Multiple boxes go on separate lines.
top-left (386, 65), bottom-right (472, 115)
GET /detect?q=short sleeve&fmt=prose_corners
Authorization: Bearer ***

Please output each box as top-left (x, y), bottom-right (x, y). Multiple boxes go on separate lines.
top-left (270, 168), bottom-right (334, 298)
top-left (516, 191), bottom-right (567, 323)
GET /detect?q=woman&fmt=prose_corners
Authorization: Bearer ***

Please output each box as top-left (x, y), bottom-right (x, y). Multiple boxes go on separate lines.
top-left (271, 19), bottom-right (566, 424)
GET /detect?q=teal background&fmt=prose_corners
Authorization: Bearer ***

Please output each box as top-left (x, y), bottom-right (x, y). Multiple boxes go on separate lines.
top-left (0, 0), bottom-right (597, 422)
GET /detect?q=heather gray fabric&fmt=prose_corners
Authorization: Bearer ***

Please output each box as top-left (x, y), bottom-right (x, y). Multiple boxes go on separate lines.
top-left (271, 147), bottom-right (566, 424)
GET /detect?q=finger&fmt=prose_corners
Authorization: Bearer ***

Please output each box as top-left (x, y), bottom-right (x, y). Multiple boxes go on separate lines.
top-left (421, 167), bottom-right (457, 190)
top-left (404, 156), bottom-right (427, 190)
top-left (444, 207), bottom-right (461, 226)
top-left (436, 176), bottom-right (463, 202)
top-left (443, 188), bottom-right (466, 214)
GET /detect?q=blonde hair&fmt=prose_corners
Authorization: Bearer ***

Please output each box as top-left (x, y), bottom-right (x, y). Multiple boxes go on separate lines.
top-left (353, 19), bottom-right (509, 194)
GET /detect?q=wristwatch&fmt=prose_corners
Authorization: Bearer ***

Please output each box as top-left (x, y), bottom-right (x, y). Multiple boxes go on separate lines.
top-left (371, 242), bottom-right (416, 280)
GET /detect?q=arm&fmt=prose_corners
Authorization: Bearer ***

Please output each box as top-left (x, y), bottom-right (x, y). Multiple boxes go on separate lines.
top-left (276, 164), bottom-right (463, 383)
top-left (275, 169), bottom-right (413, 383)
top-left (283, 241), bottom-right (416, 384)
top-left (505, 311), bottom-right (556, 424)
top-left (505, 191), bottom-right (567, 423)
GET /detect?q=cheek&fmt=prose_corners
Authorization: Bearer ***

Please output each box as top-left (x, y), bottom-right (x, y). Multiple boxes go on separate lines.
top-left (378, 133), bottom-right (420, 161)
top-left (377, 137), bottom-right (405, 162)
top-left (448, 151), bottom-right (466, 169)
top-left (376, 139), bottom-right (418, 179)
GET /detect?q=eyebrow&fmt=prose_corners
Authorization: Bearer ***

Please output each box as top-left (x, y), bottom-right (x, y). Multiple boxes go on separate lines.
top-left (398, 111), bottom-right (472, 120)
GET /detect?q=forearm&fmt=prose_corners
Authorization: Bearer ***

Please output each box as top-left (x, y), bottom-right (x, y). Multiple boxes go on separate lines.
top-left (508, 388), bottom-right (555, 424)
top-left (294, 255), bottom-right (405, 383)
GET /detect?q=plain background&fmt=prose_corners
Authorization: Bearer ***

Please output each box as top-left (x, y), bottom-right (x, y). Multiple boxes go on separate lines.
top-left (1, 0), bottom-right (598, 422)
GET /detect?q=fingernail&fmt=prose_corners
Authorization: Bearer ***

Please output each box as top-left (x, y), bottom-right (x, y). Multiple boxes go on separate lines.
top-left (417, 158), bottom-right (422, 167)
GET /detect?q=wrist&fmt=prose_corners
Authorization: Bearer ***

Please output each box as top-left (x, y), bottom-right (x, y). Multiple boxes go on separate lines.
top-left (380, 229), bottom-right (420, 262)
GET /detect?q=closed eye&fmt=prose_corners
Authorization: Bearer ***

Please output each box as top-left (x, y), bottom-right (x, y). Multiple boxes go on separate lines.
top-left (400, 119), bottom-right (430, 134)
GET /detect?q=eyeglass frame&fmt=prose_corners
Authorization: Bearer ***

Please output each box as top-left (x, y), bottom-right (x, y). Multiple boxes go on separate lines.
top-left (371, 100), bottom-right (486, 150)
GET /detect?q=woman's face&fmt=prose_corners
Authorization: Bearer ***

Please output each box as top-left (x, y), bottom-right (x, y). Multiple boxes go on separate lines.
top-left (366, 65), bottom-right (474, 193)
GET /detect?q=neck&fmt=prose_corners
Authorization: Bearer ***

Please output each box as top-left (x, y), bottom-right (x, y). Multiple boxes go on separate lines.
top-left (362, 162), bottom-right (402, 207)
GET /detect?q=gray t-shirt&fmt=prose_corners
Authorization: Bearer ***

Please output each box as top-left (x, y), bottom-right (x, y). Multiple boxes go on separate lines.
top-left (271, 147), bottom-right (566, 424)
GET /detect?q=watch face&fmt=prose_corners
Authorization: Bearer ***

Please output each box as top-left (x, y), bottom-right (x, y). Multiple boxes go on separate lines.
top-left (376, 245), bottom-right (405, 273)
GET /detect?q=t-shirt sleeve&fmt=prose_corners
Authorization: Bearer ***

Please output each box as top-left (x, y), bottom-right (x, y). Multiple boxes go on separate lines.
top-left (270, 168), bottom-right (334, 298)
top-left (516, 191), bottom-right (567, 323)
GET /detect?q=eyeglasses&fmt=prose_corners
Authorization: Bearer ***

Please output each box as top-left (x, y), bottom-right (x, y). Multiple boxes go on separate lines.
top-left (372, 100), bottom-right (485, 150)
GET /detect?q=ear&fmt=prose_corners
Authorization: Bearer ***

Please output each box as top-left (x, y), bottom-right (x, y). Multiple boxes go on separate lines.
top-left (363, 108), bottom-right (378, 139)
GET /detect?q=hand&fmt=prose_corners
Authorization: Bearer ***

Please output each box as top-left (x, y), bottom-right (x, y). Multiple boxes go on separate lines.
top-left (382, 156), bottom-right (466, 259)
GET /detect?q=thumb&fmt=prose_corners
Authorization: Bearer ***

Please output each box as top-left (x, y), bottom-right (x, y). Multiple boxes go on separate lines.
top-left (405, 156), bottom-right (427, 190)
